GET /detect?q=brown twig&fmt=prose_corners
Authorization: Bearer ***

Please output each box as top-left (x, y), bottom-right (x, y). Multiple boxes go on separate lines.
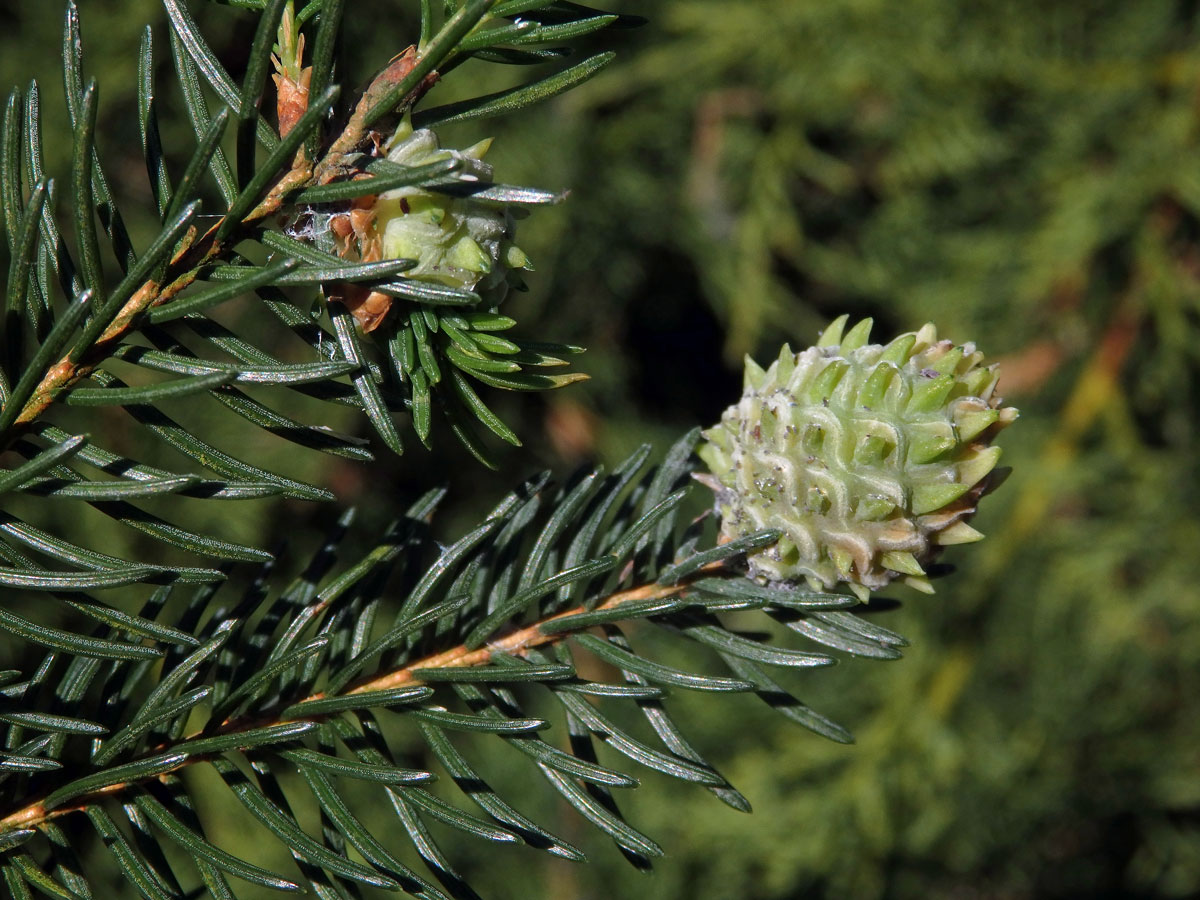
top-left (0, 573), bottom-right (707, 836)
top-left (314, 47), bottom-right (439, 186)
top-left (9, 233), bottom-right (219, 431)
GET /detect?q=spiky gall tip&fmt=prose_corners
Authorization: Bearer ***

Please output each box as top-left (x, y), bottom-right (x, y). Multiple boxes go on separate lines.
top-left (697, 316), bottom-right (1017, 601)
top-left (373, 118), bottom-right (532, 305)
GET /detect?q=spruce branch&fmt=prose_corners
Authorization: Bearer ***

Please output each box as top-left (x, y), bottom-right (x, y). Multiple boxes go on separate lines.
top-left (0, 562), bottom-right (726, 837)
top-left (1, 0), bottom-right (618, 449)
top-left (0, 0), bottom-right (629, 607)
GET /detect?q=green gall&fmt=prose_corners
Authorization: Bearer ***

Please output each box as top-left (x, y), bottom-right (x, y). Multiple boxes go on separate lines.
top-left (374, 119), bottom-right (531, 304)
top-left (697, 316), bottom-right (1017, 600)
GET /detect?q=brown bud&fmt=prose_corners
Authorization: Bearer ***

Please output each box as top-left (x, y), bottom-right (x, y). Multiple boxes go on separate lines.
top-left (274, 65), bottom-right (313, 138)
top-left (330, 283), bottom-right (393, 333)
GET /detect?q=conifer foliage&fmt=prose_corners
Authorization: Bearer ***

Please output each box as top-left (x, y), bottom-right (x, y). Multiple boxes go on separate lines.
top-left (0, 3), bottom-right (1012, 898)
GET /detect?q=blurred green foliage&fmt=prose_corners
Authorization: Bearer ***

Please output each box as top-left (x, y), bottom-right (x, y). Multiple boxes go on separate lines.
top-left (3, 0), bottom-right (1200, 897)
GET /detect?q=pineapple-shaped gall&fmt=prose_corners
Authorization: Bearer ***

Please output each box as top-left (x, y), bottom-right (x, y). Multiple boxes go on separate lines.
top-left (319, 118), bottom-right (535, 330)
top-left (697, 317), bottom-right (1016, 600)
